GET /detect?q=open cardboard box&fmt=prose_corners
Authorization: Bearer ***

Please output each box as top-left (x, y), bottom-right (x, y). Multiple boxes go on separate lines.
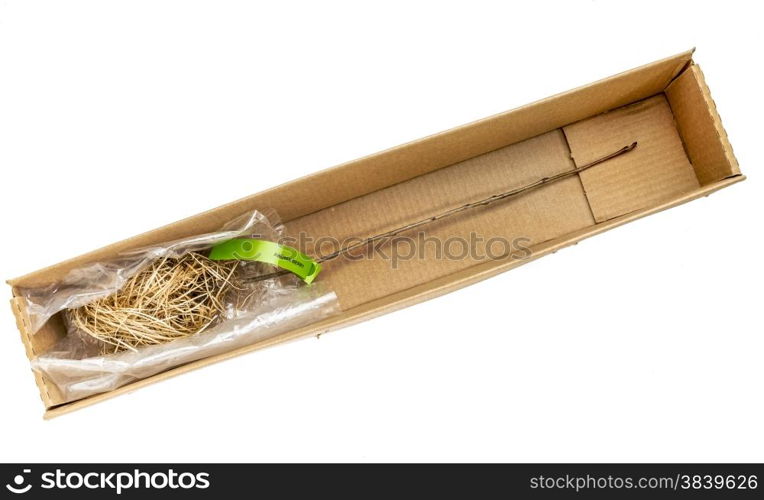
top-left (9, 49), bottom-right (743, 418)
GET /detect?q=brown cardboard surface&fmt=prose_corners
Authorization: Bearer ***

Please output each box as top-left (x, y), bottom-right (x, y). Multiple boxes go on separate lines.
top-left (286, 129), bottom-right (594, 309)
top-left (563, 95), bottom-right (700, 222)
top-left (666, 64), bottom-right (740, 185)
top-left (5, 50), bottom-right (745, 416)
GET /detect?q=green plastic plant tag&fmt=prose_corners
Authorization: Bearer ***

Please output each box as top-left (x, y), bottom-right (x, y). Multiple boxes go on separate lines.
top-left (208, 238), bottom-right (321, 284)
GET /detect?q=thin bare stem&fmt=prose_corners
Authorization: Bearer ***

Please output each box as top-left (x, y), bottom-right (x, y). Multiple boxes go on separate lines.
top-left (244, 141), bottom-right (638, 283)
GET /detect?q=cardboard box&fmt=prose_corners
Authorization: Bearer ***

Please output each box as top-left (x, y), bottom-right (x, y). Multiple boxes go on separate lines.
top-left (8, 49), bottom-right (743, 418)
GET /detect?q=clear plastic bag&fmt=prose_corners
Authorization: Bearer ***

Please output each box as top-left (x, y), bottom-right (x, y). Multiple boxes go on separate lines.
top-left (33, 283), bottom-right (338, 403)
top-left (19, 209), bottom-right (341, 404)
top-left (19, 210), bottom-right (282, 335)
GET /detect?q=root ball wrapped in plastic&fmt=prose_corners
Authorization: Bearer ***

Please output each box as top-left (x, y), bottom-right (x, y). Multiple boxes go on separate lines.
top-left (67, 253), bottom-right (241, 353)
top-left (19, 210), bottom-right (341, 403)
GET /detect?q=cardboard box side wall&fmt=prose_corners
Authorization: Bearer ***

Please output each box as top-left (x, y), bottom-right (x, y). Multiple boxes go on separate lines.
top-left (665, 64), bottom-right (740, 184)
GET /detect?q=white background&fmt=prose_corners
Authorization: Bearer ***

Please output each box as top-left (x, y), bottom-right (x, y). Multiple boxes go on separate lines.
top-left (0, 0), bottom-right (761, 462)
